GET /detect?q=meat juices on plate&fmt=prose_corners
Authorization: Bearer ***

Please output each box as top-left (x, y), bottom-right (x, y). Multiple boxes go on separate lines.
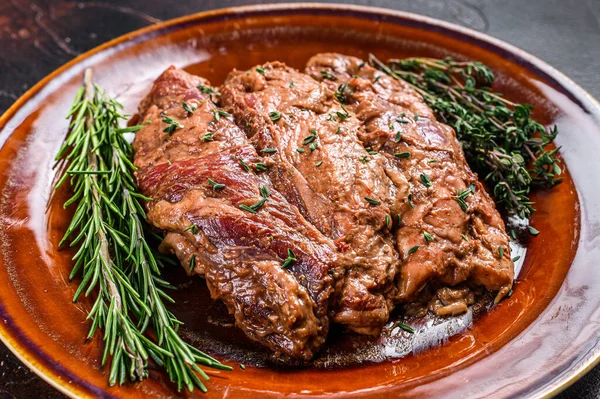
top-left (220, 62), bottom-right (405, 334)
top-left (133, 66), bottom-right (340, 360)
top-left (306, 53), bottom-right (514, 314)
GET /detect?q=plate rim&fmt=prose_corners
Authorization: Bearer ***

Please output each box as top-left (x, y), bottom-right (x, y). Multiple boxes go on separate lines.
top-left (0, 3), bottom-right (599, 398)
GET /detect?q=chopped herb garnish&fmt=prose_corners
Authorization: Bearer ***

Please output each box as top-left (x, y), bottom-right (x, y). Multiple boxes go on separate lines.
top-left (145, 119), bottom-right (152, 125)
top-left (385, 214), bottom-right (391, 229)
top-left (240, 364), bottom-right (246, 370)
top-left (512, 255), bottom-right (521, 262)
top-left (162, 115), bottom-right (183, 135)
top-left (407, 193), bottom-right (414, 209)
top-left (394, 131), bottom-right (402, 143)
top-left (261, 148), bottom-right (278, 154)
top-left (320, 70), bottom-right (336, 80)
top-left (198, 84), bottom-right (218, 95)
top-left (335, 126), bottom-right (341, 134)
top-left (296, 148), bottom-right (305, 153)
top-left (527, 225), bottom-right (540, 236)
top-left (254, 163), bottom-right (268, 171)
top-left (453, 185), bottom-right (474, 212)
top-left (414, 113), bottom-right (420, 121)
top-left (397, 213), bottom-right (402, 224)
top-left (269, 111), bottom-right (281, 122)
top-left (189, 254), bottom-right (196, 272)
top-left (428, 159), bottom-right (437, 163)
top-left (183, 224), bottom-right (199, 234)
top-left (335, 83), bottom-right (349, 103)
top-left (208, 178), bottom-right (225, 190)
top-left (461, 234), bottom-right (468, 241)
top-left (239, 204), bottom-right (257, 214)
top-left (407, 245), bottom-right (420, 255)
top-left (281, 249), bottom-right (296, 269)
top-left (303, 135), bottom-right (317, 145)
top-left (373, 75), bottom-right (380, 83)
top-left (336, 104), bottom-right (351, 120)
top-left (315, 160), bottom-right (323, 167)
top-left (359, 155), bottom-right (369, 163)
top-left (423, 232), bottom-right (433, 244)
top-left (213, 109), bottom-right (230, 122)
top-left (310, 142), bottom-right (318, 152)
top-left (201, 132), bottom-right (214, 142)
top-left (182, 101), bottom-right (197, 114)
top-left (256, 66), bottom-right (265, 75)
top-left (395, 322), bottom-right (415, 334)
top-left (364, 197), bottom-right (380, 206)
top-left (289, 81), bottom-right (295, 88)
top-left (498, 246), bottom-right (504, 258)
top-left (237, 157), bottom-right (250, 172)
top-left (260, 185), bottom-right (271, 198)
top-left (420, 173), bottom-right (432, 187)
top-left (366, 147), bottom-right (378, 155)
top-left (395, 152), bottom-right (410, 159)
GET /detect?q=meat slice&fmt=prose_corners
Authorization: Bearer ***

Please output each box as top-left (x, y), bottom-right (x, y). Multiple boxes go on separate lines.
top-left (306, 53), bottom-right (513, 306)
top-left (133, 66), bottom-right (340, 359)
top-left (220, 62), bottom-right (405, 334)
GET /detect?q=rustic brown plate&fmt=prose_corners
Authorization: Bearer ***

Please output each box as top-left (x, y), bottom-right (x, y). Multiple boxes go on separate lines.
top-left (0, 3), bottom-right (599, 398)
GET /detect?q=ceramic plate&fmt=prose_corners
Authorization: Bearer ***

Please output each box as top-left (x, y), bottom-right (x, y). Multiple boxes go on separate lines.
top-left (0, 4), bottom-right (599, 398)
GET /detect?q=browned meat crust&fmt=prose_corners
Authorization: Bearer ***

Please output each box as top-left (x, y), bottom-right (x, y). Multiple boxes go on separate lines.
top-left (133, 66), bottom-right (340, 360)
top-left (305, 53), bottom-right (513, 304)
top-left (220, 62), bottom-right (404, 334)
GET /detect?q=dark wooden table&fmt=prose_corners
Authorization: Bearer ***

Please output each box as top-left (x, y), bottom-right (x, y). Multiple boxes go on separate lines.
top-left (1, 1), bottom-right (599, 398)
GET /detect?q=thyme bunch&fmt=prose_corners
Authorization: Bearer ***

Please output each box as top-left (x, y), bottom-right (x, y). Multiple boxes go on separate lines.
top-left (369, 54), bottom-right (562, 218)
top-left (54, 69), bottom-right (231, 392)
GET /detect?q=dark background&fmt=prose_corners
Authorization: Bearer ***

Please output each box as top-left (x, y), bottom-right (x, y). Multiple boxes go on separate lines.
top-left (0, 0), bottom-right (599, 398)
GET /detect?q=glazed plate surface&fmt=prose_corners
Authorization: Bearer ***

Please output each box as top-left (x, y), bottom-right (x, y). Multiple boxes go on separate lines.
top-left (0, 4), bottom-right (598, 398)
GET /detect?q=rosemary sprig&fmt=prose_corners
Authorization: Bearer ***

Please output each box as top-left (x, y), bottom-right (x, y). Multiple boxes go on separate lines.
top-left (369, 54), bottom-right (562, 218)
top-left (54, 69), bottom-right (231, 392)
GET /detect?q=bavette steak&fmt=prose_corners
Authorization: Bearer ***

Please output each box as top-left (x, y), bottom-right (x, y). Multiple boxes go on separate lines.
top-left (306, 53), bottom-right (513, 313)
top-left (220, 62), bottom-right (405, 334)
top-left (133, 66), bottom-right (341, 360)
top-left (132, 55), bottom-right (515, 360)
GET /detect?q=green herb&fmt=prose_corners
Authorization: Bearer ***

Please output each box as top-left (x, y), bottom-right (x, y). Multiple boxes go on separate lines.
top-left (395, 152), bottom-right (410, 159)
top-left (461, 234), bottom-right (468, 240)
top-left (239, 185), bottom-right (270, 213)
top-left (189, 254), bottom-right (196, 272)
top-left (423, 232), bottom-right (433, 244)
top-left (182, 101), bottom-right (197, 114)
top-left (303, 135), bottom-right (317, 145)
top-left (54, 70), bottom-right (231, 392)
top-left (240, 364), bottom-right (246, 370)
top-left (394, 131), bottom-right (402, 143)
top-left (315, 160), bottom-right (323, 167)
top-left (184, 224), bottom-right (199, 234)
top-left (269, 111), bottom-right (281, 122)
top-left (527, 225), bottom-right (540, 236)
top-left (336, 104), bottom-right (351, 120)
top-left (385, 214), bottom-right (391, 229)
top-left (335, 126), bottom-right (341, 134)
top-left (239, 204), bottom-right (257, 214)
top-left (201, 132), bottom-right (214, 141)
top-left (498, 246), bottom-right (504, 259)
top-left (281, 249), bottom-right (297, 269)
top-left (428, 159), bottom-right (437, 163)
top-left (407, 245), bottom-right (420, 254)
top-left (254, 163), bottom-right (268, 171)
top-left (420, 173), bottom-right (432, 187)
top-left (359, 155), bottom-right (369, 163)
top-left (296, 148), bottom-right (305, 153)
top-left (369, 54), bottom-right (562, 218)
top-left (236, 156), bottom-right (250, 172)
top-left (373, 75), bottom-right (380, 83)
top-left (198, 84), bottom-right (219, 95)
top-left (397, 213), bottom-right (402, 224)
top-left (335, 83), bottom-right (349, 103)
top-left (394, 322), bottom-right (415, 333)
top-left (321, 70), bottom-right (336, 80)
top-left (162, 115), bottom-right (183, 135)
top-left (310, 142), bottom-right (318, 152)
top-left (289, 81), bottom-right (295, 88)
top-left (208, 178), bottom-right (225, 190)
top-left (364, 197), bottom-right (380, 206)
top-left (407, 193), bottom-right (414, 209)
top-left (366, 147), bottom-right (378, 155)
top-left (213, 109), bottom-right (230, 122)
top-left (261, 148), bottom-right (278, 154)
top-left (453, 185), bottom-right (475, 212)
top-left (512, 255), bottom-right (521, 262)
top-left (256, 66), bottom-right (265, 75)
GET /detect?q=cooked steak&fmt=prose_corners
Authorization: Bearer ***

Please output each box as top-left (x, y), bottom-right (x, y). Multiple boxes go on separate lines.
top-left (220, 62), bottom-right (405, 334)
top-left (306, 53), bottom-right (513, 307)
top-left (133, 66), bottom-right (340, 360)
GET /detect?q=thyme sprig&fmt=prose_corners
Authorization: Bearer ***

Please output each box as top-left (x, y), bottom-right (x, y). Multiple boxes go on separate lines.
top-left (369, 54), bottom-right (562, 218)
top-left (54, 69), bottom-right (231, 392)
